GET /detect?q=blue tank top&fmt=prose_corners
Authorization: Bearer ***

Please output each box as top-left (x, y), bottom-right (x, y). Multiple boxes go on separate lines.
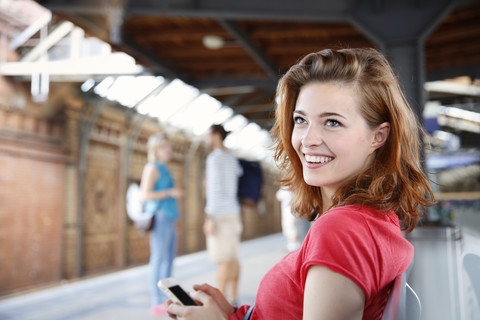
top-left (144, 162), bottom-right (179, 221)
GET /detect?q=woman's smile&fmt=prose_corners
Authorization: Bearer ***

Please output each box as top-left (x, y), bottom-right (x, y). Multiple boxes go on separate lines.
top-left (303, 154), bottom-right (335, 169)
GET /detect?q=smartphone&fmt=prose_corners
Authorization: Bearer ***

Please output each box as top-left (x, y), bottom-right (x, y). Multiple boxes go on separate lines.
top-left (157, 277), bottom-right (198, 306)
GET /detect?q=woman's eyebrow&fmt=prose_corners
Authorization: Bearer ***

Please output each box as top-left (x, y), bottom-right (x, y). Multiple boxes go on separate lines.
top-left (293, 110), bottom-right (346, 119)
top-left (319, 112), bottom-right (346, 119)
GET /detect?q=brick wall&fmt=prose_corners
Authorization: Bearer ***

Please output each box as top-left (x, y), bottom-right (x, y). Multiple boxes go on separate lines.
top-left (0, 108), bottom-right (66, 295)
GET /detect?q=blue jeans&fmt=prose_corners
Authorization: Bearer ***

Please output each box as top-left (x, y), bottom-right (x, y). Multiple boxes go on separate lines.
top-left (149, 211), bottom-right (177, 305)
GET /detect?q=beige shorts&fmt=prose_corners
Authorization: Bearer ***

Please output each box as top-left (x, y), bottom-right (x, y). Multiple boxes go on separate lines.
top-left (206, 214), bottom-right (243, 262)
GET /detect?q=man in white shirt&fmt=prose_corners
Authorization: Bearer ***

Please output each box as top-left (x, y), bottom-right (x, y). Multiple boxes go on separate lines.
top-left (203, 124), bottom-right (243, 305)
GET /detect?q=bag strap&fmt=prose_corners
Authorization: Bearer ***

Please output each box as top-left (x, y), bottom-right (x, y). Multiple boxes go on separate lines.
top-left (243, 302), bottom-right (255, 320)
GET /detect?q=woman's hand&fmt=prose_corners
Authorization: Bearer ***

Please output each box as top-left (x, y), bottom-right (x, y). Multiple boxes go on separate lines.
top-left (166, 283), bottom-right (235, 320)
top-left (193, 283), bottom-right (235, 315)
top-left (169, 187), bottom-right (184, 199)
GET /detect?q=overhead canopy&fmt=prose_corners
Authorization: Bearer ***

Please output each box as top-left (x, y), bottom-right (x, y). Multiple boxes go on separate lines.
top-left (26, 0), bottom-right (480, 131)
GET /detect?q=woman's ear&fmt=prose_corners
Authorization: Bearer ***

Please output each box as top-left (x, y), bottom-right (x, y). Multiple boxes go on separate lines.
top-left (372, 122), bottom-right (390, 150)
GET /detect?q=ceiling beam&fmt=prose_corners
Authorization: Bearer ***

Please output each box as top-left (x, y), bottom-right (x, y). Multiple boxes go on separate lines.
top-left (256, 117), bottom-right (275, 129)
top-left (191, 78), bottom-right (277, 91)
top-left (124, 0), bottom-right (350, 22)
top-left (21, 21), bottom-right (74, 62)
top-left (234, 103), bottom-right (273, 115)
top-left (202, 86), bottom-right (256, 96)
top-left (247, 109), bottom-right (275, 122)
top-left (231, 91), bottom-right (273, 112)
top-left (0, 56), bottom-right (144, 76)
top-left (120, 33), bottom-right (187, 80)
top-left (35, 1), bottom-right (112, 15)
top-left (218, 19), bottom-right (278, 79)
top-left (10, 11), bottom-right (52, 50)
top-left (39, 0), bottom-right (477, 21)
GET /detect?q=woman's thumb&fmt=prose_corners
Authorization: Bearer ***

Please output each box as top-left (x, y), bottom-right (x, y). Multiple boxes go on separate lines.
top-left (190, 290), bottom-right (212, 305)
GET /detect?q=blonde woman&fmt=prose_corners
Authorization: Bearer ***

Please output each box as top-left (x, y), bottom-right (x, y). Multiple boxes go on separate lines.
top-left (140, 133), bottom-right (183, 315)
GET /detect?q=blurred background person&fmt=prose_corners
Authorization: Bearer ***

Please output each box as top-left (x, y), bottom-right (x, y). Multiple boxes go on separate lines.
top-left (140, 133), bottom-right (183, 315)
top-left (203, 124), bottom-right (243, 306)
top-left (276, 187), bottom-right (311, 252)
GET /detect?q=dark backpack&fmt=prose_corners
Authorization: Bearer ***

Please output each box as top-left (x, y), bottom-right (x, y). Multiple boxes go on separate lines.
top-left (237, 159), bottom-right (263, 205)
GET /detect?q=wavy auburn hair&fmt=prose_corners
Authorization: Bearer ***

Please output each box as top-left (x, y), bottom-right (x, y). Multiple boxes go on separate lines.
top-left (271, 48), bottom-right (435, 232)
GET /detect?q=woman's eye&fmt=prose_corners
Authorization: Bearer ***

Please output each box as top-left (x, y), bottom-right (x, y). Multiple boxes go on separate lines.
top-left (294, 116), bottom-right (307, 124)
top-left (326, 119), bottom-right (341, 127)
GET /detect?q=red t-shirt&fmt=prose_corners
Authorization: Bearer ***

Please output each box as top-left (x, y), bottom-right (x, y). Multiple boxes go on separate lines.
top-left (230, 205), bottom-right (413, 320)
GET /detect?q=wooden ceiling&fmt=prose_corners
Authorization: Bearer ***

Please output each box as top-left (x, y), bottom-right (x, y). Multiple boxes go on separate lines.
top-left (34, 0), bottom-right (480, 130)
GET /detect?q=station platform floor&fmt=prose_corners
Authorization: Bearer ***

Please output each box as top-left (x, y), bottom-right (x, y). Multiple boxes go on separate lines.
top-left (0, 233), bottom-right (288, 320)
top-left (2, 225), bottom-right (480, 320)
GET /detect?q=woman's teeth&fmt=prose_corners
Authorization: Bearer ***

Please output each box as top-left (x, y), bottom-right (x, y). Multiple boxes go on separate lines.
top-left (305, 155), bottom-right (333, 163)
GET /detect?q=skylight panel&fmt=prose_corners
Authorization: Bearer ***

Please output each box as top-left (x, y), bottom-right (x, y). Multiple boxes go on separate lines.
top-left (93, 76), bottom-right (114, 97)
top-left (169, 93), bottom-right (222, 134)
top-left (147, 79), bottom-right (199, 120)
top-left (80, 78), bottom-right (95, 92)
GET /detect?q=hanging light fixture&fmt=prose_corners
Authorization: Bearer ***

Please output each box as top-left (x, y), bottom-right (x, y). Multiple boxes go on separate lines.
top-left (202, 35), bottom-right (225, 50)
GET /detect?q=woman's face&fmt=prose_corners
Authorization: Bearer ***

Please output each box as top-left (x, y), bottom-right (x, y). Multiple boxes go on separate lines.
top-left (291, 82), bottom-right (382, 199)
top-left (156, 142), bottom-right (172, 162)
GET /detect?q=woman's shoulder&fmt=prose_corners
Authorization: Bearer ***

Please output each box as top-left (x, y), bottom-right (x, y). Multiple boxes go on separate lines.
top-left (305, 205), bottom-right (409, 262)
top-left (149, 161), bottom-right (167, 169)
top-left (143, 161), bottom-right (158, 172)
top-left (313, 205), bottom-right (399, 234)
top-left (323, 205), bottom-right (396, 221)
top-left (144, 161), bottom-right (168, 176)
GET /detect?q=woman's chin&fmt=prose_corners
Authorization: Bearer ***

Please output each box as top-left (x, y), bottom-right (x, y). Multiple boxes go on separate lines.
top-left (303, 176), bottom-right (323, 188)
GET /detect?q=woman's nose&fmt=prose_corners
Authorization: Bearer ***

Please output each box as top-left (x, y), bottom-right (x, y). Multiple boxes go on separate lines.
top-left (302, 125), bottom-right (323, 148)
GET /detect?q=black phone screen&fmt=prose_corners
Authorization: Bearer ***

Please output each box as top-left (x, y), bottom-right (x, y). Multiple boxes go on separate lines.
top-left (169, 285), bottom-right (197, 305)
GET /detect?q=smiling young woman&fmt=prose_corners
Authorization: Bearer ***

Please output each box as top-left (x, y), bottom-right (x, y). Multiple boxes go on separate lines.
top-left (166, 48), bottom-right (435, 320)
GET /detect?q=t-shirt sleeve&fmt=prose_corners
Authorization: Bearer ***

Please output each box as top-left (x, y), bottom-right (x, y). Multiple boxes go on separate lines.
top-left (299, 209), bottom-right (379, 300)
top-left (228, 305), bottom-right (249, 320)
